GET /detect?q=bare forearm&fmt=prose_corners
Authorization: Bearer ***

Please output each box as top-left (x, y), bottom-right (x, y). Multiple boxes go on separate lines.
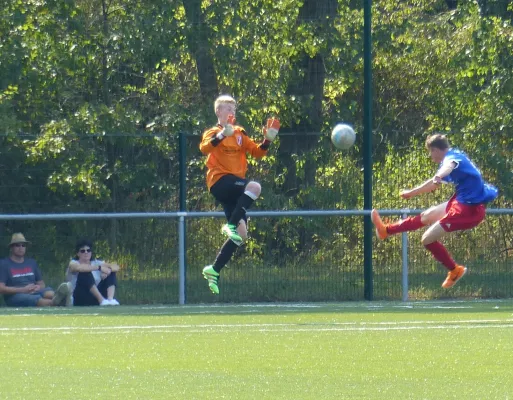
top-left (0, 284), bottom-right (23, 295)
top-left (408, 179), bottom-right (439, 197)
top-left (69, 263), bottom-right (98, 273)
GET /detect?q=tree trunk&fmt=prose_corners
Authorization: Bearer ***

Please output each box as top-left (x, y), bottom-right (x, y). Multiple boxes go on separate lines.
top-left (182, 0), bottom-right (219, 102)
top-left (278, 0), bottom-right (337, 194)
top-left (445, 0), bottom-right (457, 10)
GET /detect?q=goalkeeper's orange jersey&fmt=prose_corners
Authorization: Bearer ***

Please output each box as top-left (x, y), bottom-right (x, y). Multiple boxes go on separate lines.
top-left (199, 124), bottom-right (269, 189)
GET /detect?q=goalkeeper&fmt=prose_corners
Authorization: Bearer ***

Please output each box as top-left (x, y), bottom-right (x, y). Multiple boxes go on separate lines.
top-left (199, 95), bottom-right (280, 295)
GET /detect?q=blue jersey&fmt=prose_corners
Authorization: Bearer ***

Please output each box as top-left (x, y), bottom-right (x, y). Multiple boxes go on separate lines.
top-left (441, 148), bottom-right (498, 204)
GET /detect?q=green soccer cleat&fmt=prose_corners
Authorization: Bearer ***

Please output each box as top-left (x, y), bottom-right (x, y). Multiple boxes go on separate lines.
top-left (221, 223), bottom-right (243, 246)
top-left (202, 265), bottom-right (220, 295)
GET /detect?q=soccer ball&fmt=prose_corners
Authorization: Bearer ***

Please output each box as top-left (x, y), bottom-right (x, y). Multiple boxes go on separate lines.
top-left (331, 123), bottom-right (356, 150)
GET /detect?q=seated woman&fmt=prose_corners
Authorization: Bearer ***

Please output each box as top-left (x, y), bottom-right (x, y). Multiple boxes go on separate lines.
top-left (67, 239), bottom-right (120, 306)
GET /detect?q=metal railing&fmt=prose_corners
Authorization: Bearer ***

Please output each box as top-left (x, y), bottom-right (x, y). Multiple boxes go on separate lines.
top-left (1, 208), bottom-right (511, 304)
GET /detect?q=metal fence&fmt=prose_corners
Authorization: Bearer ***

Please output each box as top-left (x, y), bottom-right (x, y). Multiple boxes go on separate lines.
top-left (0, 208), bottom-right (511, 305)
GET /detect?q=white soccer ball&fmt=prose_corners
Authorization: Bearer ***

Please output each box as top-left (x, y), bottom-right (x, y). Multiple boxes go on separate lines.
top-left (331, 123), bottom-right (356, 150)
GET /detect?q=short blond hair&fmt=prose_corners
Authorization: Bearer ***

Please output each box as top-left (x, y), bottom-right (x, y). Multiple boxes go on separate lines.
top-left (214, 95), bottom-right (236, 112)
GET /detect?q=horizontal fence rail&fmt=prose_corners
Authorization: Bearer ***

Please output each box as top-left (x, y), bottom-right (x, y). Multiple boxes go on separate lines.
top-left (1, 209), bottom-right (511, 304)
top-left (1, 209), bottom-right (510, 221)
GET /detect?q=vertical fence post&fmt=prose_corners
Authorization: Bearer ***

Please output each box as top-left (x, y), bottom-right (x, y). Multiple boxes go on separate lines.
top-left (178, 131), bottom-right (187, 304)
top-left (178, 213), bottom-right (186, 305)
top-left (363, 0), bottom-right (374, 301)
top-left (179, 132), bottom-right (187, 212)
top-left (401, 212), bottom-right (409, 302)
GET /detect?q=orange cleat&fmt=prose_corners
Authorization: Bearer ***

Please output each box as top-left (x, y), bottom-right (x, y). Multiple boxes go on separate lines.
top-left (371, 209), bottom-right (388, 240)
top-left (442, 265), bottom-right (467, 289)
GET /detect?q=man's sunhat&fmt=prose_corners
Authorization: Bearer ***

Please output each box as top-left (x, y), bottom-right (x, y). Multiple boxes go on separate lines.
top-left (8, 233), bottom-right (31, 246)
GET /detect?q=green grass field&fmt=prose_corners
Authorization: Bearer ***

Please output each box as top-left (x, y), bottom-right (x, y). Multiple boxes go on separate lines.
top-left (1, 301), bottom-right (513, 399)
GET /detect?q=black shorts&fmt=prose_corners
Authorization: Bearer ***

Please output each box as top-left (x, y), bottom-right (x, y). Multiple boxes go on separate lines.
top-left (210, 174), bottom-right (248, 222)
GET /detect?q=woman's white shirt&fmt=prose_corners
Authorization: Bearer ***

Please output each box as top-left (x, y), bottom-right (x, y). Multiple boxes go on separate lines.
top-left (67, 259), bottom-right (104, 292)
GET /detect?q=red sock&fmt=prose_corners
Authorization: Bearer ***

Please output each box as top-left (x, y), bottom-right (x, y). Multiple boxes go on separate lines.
top-left (424, 241), bottom-right (456, 270)
top-left (387, 215), bottom-right (424, 235)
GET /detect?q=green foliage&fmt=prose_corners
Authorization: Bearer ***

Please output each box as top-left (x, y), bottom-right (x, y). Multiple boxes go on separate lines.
top-left (0, 0), bottom-right (512, 299)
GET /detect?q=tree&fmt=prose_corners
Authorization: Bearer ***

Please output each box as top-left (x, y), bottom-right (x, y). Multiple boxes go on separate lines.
top-left (182, 0), bottom-right (219, 102)
top-left (278, 0), bottom-right (339, 194)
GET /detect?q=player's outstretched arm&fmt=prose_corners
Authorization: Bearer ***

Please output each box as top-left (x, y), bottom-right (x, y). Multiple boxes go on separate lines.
top-left (400, 178), bottom-right (440, 199)
top-left (246, 117), bottom-right (281, 156)
top-left (199, 115), bottom-right (237, 155)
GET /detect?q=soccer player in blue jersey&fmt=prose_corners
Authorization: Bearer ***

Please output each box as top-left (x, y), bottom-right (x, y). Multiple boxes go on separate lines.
top-left (371, 134), bottom-right (498, 289)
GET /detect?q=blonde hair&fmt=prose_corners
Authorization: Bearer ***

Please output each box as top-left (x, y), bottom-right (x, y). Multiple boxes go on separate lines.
top-left (214, 95), bottom-right (236, 112)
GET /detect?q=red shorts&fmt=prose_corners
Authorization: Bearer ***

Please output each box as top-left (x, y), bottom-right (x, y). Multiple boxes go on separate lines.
top-left (439, 195), bottom-right (486, 232)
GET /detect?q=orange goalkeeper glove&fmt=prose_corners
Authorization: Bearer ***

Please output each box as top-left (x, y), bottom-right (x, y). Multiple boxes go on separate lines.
top-left (263, 117), bottom-right (280, 141)
top-left (221, 114), bottom-right (236, 137)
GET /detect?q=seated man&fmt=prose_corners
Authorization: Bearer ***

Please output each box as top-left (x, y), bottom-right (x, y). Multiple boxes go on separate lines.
top-left (0, 233), bottom-right (72, 307)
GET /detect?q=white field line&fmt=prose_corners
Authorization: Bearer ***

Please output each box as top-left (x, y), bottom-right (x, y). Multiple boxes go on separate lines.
top-left (2, 325), bottom-right (513, 336)
top-left (1, 319), bottom-right (513, 335)
top-left (1, 300), bottom-right (508, 317)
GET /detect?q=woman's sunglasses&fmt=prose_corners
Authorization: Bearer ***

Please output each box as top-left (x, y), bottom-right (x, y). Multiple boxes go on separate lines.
top-left (79, 248), bottom-right (92, 254)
